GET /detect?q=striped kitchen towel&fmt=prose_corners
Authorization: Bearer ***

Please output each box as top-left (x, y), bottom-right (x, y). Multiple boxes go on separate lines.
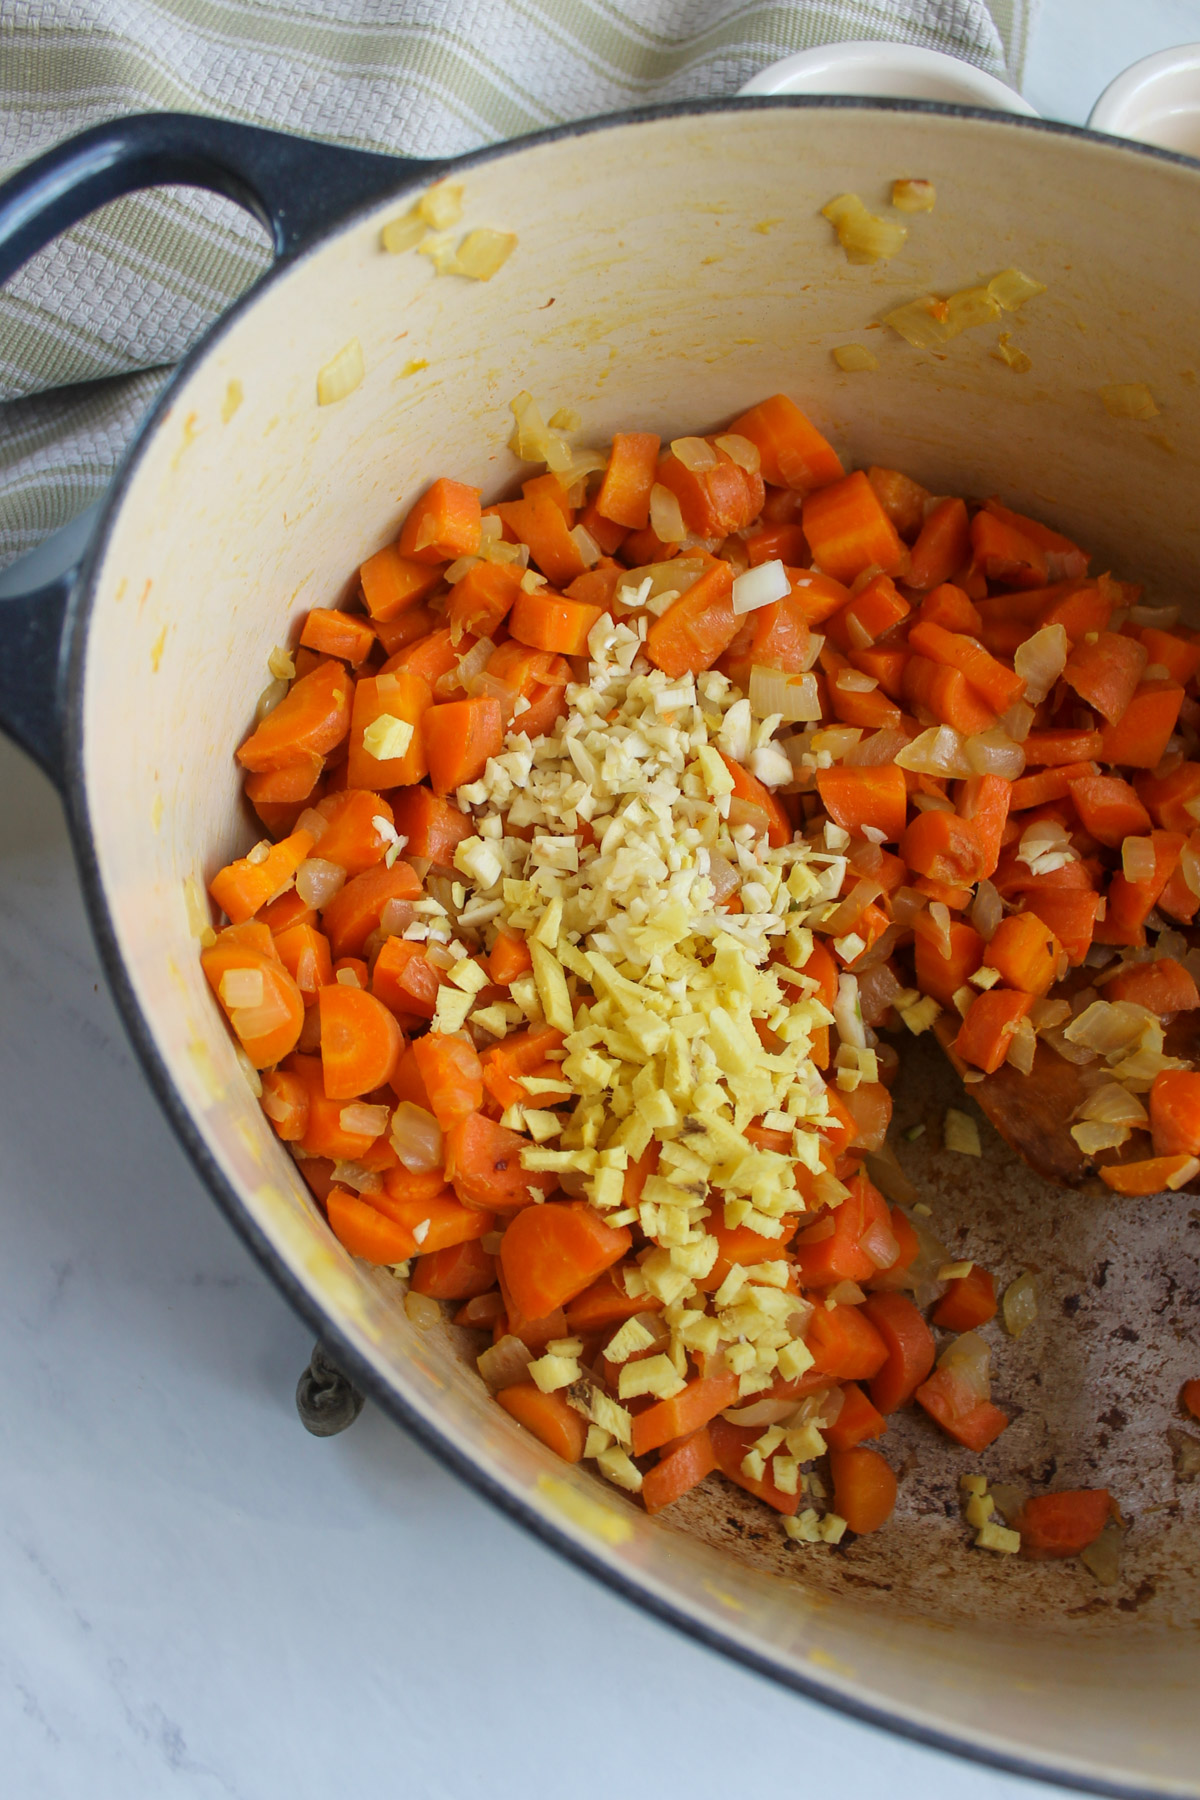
top-left (0, 0), bottom-right (1034, 567)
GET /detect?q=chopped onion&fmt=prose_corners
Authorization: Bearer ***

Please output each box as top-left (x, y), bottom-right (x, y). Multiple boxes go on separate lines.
top-left (454, 636), bottom-right (497, 694)
top-left (1065, 999), bottom-right (1154, 1056)
top-left (390, 1102), bottom-right (444, 1172)
top-left (254, 676), bottom-right (288, 722)
top-left (1122, 835), bottom-right (1157, 884)
top-left (988, 267), bottom-right (1047, 311)
top-left (895, 725), bottom-right (969, 778)
top-left (471, 670), bottom-right (521, 722)
top-left (1014, 623), bottom-right (1069, 704)
top-left (1100, 382), bottom-right (1158, 421)
top-left (813, 724), bottom-right (864, 760)
top-left (825, 879), bottom-right (884, 938)
top-left (295, 857), bottom-right (346, 909)
top-left (339, 1103), bottom-right (390, 1140)
top-left (220, 967), bottom-right (264, 1009)
top-left (822, 192), bottom-right (907, 263)
top-left (892, 177), bottom-right (936, 213)
top-left (316, 337), bottom-right (364, 406)
top-left (330, 1158), bottom-right (383, 1193)
top-left (832, 972), bottom-right (866, 1050)
top-left (890, 886), bottom-right (929, 929)
top-left (845, 727), bottom-right (910, 768)
top-left (733, 559), bottom-right (790, 615)
top-left (1079, 1082), bottom-right (1148, 1126)
top-left (748, 666), bottom-right (821, 721)
top-left (965, 728), bottom-right (1025, 780)
top-left (861, 1217), bottom-right (900, 1270)
top-left (999, 700), bottom-right (1035, 743)
top-left (1006, 1015), bottom-right (1037, 1074)
top-left (835, 667), bottom-right (878, 693)
top-left (832, 344), bottom-right (879, 373)
top-left (1071, 1120), bottom-right (1130, 1154)
top-left (938, 1329), bottom-right (992, 1400)
top-left (456, 227), bottom-right (517, 281)
top-left (971, 879), bottom-right (1003, 942)
top-left (569, 523), bottom-right (601, 567)
top-left (405, 1291), bottom-right (442, 1330)
top-left (1002, 1272), bottom-right (1039, 1338)
top-left (649, 483), bottom-right (687, 544)
top-left (1179, 841), bottom-right (1200, 899)
top-left (926, 900), bottom-right (952, 960)
top-left (671, 436), bottom-right (718, 472)
top-left (477, 1334), bottom-right (534, 1393)
top-left (713, 433), bottom-right (761, 473)
top-left (863, 1143), bottom-right (920, 1208)
top-left (721, 1398), bottom-right (799, 1427)
top-left (1080, 1522), bottom-right (1123, 1588)
top-left (230, 987), bottom-right (292, 1044)
top-left (1128, 603), bottom-right (1180, 628)
top-left (706, 849), bottom-right (741, 904)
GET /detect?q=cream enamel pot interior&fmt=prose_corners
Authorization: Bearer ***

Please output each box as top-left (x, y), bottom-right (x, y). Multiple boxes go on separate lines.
top-left (2, 101), bottom-right (1198, 1797)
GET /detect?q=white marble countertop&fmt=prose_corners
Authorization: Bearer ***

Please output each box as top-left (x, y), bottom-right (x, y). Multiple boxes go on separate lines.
top-left (4, 6), bottom-right (1198, 1794)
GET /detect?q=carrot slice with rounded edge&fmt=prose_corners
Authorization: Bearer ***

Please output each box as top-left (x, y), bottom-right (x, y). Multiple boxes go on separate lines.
top-left (446, 1112), bottom-right (557, 1212)
top-left (830, 1446), bottom-right (898, 1535)
top-left (321, 859), bottom-right (422, 960)
top-left (655, 445), bottom-right (763, 538)
top-left (824, 1382), bottom-right (887, 1452)
top-left (1068, 774), bottom-right (1152, 847)
top-left (1063, 630), bottom-right (1148, 725)
top-left (1106, 957), bottom-right (1200, 1018)
top-left (236, 661), bottom-right (352, 772)
top-left (643, 1427), bottom-right (718, 1515)
top-left (200, 935), bottom-right (305, 1068)
top-left (273, 922), bottom-right (333, 1004)
top-left (1149, 1068), bottom-right (1200, 1158)
top-left (986, 912), bottom-right (1061, 996)
top-left (861, 1292), bottom-right (935, 1413)
top-left (260, 1068), bottom-right (310, 1140)
top-left (243, 755), bottom-right (324, 808)
top-left (447, 561), bottom-right (524, 640)
top-left (359, 544), bottom-right (443, 621)
top-left (645, 561), bottom-right (738, 678)
top-left (398, 478), bottom-right (482, 564)
top-left (953, 987), bottom-right (1033, 1074)
top-left (424, 697), bottom-right (505, 795)
top-left (931, 1266), bottom-right (998, 1333)
top-left (509, 590), bottom-right (604, 656)
top-left (1100, 1154), bottom-right (1196, 1195)
top-left (817, 765), bottom-right (907, 843)
top-left (318, 984), bottom-right (403, 1099)
top-left (284, 1054), bottom-right (382, 1160)
top-left (1014, 1490), bottom-right (1112, 1558)
top-left (728, 394), bottom-right (843, 491)
top-left (371, 1187), bottom-right (493, 1256)
top-left (900, 810), bottom-right (983, 887)
top-left (326, 1186), bottom-right (417, 1264)
top-left (300, 608), bottom-right (376, 664)
top-left (313, 789), bottom-right (395, 877)
top-left (915, 1366), bottom-right (1009, 1450)
top-left (346, 671), bottom-right (432, 789)
top-left (802, 471), bottom-right (904, 585)
top-left (564, 1267), bottom-right (662, 1332)
top-left (208, 827), bottom-right (315, 925)
top-left (412, 1030), bottom-right (484, 1129)
top-left (498, 1200), bottom-right (631, 1318)
top-left (496, 1384), bottom-right (586, 1463)
top-left (410, 1237), bottom-right (496, 1300)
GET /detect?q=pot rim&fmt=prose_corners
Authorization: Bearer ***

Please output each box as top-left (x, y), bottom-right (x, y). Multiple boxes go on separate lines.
top-left (58, 94), bottom-right (1200, 1800)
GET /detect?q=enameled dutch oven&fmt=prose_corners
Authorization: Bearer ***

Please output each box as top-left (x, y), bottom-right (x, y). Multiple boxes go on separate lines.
top-left (2, 101), bottom-right (1198, 1797)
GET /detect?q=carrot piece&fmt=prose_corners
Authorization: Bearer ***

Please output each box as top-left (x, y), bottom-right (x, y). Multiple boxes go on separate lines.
top-left (1150, 1068), bottom-right (1200, 1158)
top-left (915, 1365), bottom-right (1009, 1450)
top-left (359, 543), bottom-right (444, 621)
top-left (901, 810), bottom-right (984, 888)
top-left (1022, 729), bottom-right (1105, 767)
top-left (411, 1237), bottom-right (496, 1300)
top-left (906, 498), bottom-right (971, 593)
top-left (817, 765), bottom-right (907, 843)
top-left (1106, 957), bottom-right (1200, 1018)
top-left (631, 1370), bottom-right (741, 1458)
top-left (398, 477), bottom-right (482, 564)
top-left (643, 1427), bottom-right (718, 1514)
top-left (494, 490), bottom-right (587, 587)
top-left (794, 1173), bottom-right (891, 1288)
top-left (383, 624), bottom-right (463, 685)
top-left (829, 1446), bottom-right (898, 1535)
top-left (708, 1417), bottom-right (802, 1515)
top-left (986, 912), bottom-right (1061, 996)
top-left (1136, 760), bottom-right (1200, 832)
top-left (825, 1381), bottom-right (888, 1452)
top-left (1021, 888), bottom-right (1100, 966)
top-left (847, 645), bottom-right (908, 701)
top-left (860, 1292), bottom-right (936, 1413)
top-left (201, 932), bottom-right (305, 1069)
top-left (564, 1267), bottom-right (662, 1332)
top-left (931, 1266), bottom-right (997, 1332)
top-left (912, 914), bottom-right (983, 1009)
top-left (390, 1041), bottom-right (432, 1111)
top-left (907, 619), bottom-right (1025, 714)
top-left (982, 498), bottom-right (1089, 580)
top-left (326, 1187), bottom-right (418, 1264)
top-left (318, 984), bottom-right (403, 1098)
top-left (644, 560), bottom-right (738, 677)
top-left (595, 431), bottom-right (661, 528)
top-left (373, 605), bottom-right (438, 658)
top-left (1100, 1153), bottom-right (1197, 1195)
top-left (1014, 1490), bottom-right (1112, 1558)
top-left (1182, 1379), bottom-right (1200, 1421)
top-left (446, 1112), bottom-right (557, 1212)
top-left (805, 1304), bottom-right (888, 1382)
top-left (824, 649), bottom-right (903, 729)
top-left (1063, 629), bottom-right (1148, 726)
top-left (577, 500), bottom-right (627, 556)
top-left (953, 987), bottom-right (1033, 1074)
top-left (565, 564), bottom-right (625, 609)
top-left (313, 789), bottom-right (395, 876)
top-left (620, 523), bottom-right (679, 565)
top-left (346, 670), bottom-right (432, 789)
top-left (447, 561), bottom-right (524, 640)
top-left (243, 754), bottom-right (325, 808)
top-left (802, 470), bottom-right (905, 585)
top-left (695, 1215), bottom-right (802, 1293)
top-left (208, 827), bottom-right (314, 925)
top-left (957, 772), bottom-right (1011, 879)
top-left (509, 589), bottom-right (604, 656)
top-left (744, 521), bottom-right (809, 566)
top-left (487, 931), bottom-right (533, 987)
top-left (284, 1054), bottom-right (382, 1160)
top-left (260, 1067), bottom-right (310, 1140)
top-left (424, 697), bottom-right (505, 795)
top-left (1097, 681), bottom-right (1184, 769)
top-left (728, 394), bottom-right (844, 491)
top-left (1068, 774), bottom-right (1152, 847)
top-left (787, 567), bottom-right (855, 626)
top-left (300, 608), bottom-right (375, 665)
top-left (1141, 625), bottom-right (1200, 685)
top-left (372, 936), bottom-right (442, 1020)
top-left (372, 1186), bottom-right (493, 1256)
top-left (866, 466), bottom-right (929, 538)
top-left (412, 1030), bottom-right (484, 1129)
top-left (825, 573), bottom-right (910, 652)
top-left (902, 654), bottom-right (998, 735)
top-left (498, 1199), bottom-right (631, 1318)
top-left (1009, 761), bottom-right (1097, 812)
top-left (273, 922), bottom-right (333, 1004)
top-left (236, 660), bottom-right (352, 772)
top-left (969, 509), bottom-right (1047, 588)
top-left (496, 1383), bottom-right (586, 1463)
top-left (1105, 829), bottom-right (1184, 940)
top-left (655, 444), bottom-right (763, 539)
top-left (916, 581), bottom-right (982, 634)
top-left (486, 639), bottom-right (571, 697)
top-left (389, 787), bottom-right (474, 866)
top-left (321, 859), bottom-right (420, 959)
top-left (717, 751), bottom-right (792, 847)
top-left (1158, 843), bottom-right (1200, 925)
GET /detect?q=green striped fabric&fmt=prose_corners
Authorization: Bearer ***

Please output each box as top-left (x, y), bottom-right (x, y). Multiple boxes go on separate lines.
top-left (0, 0), bottom-right (1031, 567)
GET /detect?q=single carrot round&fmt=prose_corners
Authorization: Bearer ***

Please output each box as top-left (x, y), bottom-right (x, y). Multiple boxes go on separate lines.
top-left (931, 1265), bottom-right (998, 1333)
top-left (326, 1186), bottom-right (417, 1264)
top-left (409, 1237), bottom-right (497, 1300)
top-left (318, 983), bottom-right (403, 1099)
top-left (495, 1383), bottom-right (586, 1463)
top-left (499, 1199), bottom-right (632, 1319)
top-left (830, 1446), bottom-right (898, 1535)
top-left (1014, 1489), bottom-right (1112, 1558)
top-left (861, 1291), bottom-right (936, 1414)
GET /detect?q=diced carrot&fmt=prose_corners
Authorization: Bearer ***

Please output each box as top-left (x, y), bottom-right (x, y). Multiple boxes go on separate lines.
top-left (717, 751), bottom-right (792, 847)
top-left (695, 1215), bottom-right (802, 1293)
top-left (1014, 1490), bottom-right (1112, 1558)
top-left (794, 1173), bottom-right (891, 1287)
top-left (398, 477), bottom-right (482, 564)
top-left (595, 432), bottom-right (660, 528)
top-left (576, 501), bottom-right (627, 556)
top-left (1021, 888), bottom-right (1100, 966)
top-left (1023, 729), bottom-right (1105, 767)
top-left (372, 939), bottom-right (442, 1020)
top-left (326, 1187), bottom-right (418, 1264)
top-left (1100, 1154), bottom-right (1197, 1195)
top-left (383, 624), bottom-right (462, 686)
top-left (642, 1427), bottom-right (718, 1514)
top-left (373, 604), bottom-right (438, 657)
top-left (446, 1112), bottom-right (557, 1212)
top-left (656, 444), bottom-right (763, 538)
top-left (200, 931), bottom-right (305, 1068)
top-left (829, 1446), bottom-right (898, 1534)
top-left (313, 789), bottom-right (394, 876)
top-left (487, 931), bottom-right (533, 987)
top-left (300, 608), bottom-right (376, 665)
top-left (319, 983), bottom-right (403, 1098)
top-left (411, 1031), bottom-right (484, 1129)
top-left (1068, 774), bottom-right (1152, 847)
top-left (787, 567), bottom-right (854, 626)
top-left (1009, 762), bottom-right (1097, 812)
top-left (496, 1383), bottom-right (586, 1463)
top-left (707, 1418), bottom-right (802, 1515)
top-left (1158, 843), bottom-right (1200, 925)
top-left (912, 914), bottom-right (983, 1009)
top-left (1106, 957), bottom-right (1199, 1018)
top-left (903, 654), bottom-right (997, 735)
top-left (389, 786), bottom-right (474, 866)
top-left (209, 827), bottom-right (315, 925)
top-left (424, 697), bottom-right (505, 795)
top-left (860, 1292), bottom-right (936, 1413)
top-left (372, 1185), bottom-right (493, 1257)
top-left (986, 912), bottom-right (1061, 996)
top-left (260, 1067), bottom-right (310, 1140)
top-left (969, 509), bottom-right (1047, 588)
top-left (802, 470), bottom-right (905, 585)
top-left (631, 1370), bottom-right (741, 1458)
top-left (243, 754), bottom-right (324, 808)
top-left (499, 1199), bottom-right (632, 1318)
top-left (953, 987), bottom-right (1032, 1073)
top-left (285, 1053), bottom-right (382, 1160)
top-left (273, 921), bottom-right (333, 1005)
top-left (728, 394), bottom-right (844, 491)
top-left (479, 1025), bottom-right (566, 1109)
top-left (486, 639), bottom-right (571, 697)
top-left (915, 1365), bottom-right (1009, 1450)
top-left (1136, 761), bottom-right (1200, 832)
top-left (719, 592), bottom-right (812, 691)
top-left (346, 670), bottom-right (432, 788)
top-left (641, 560), bottom-right (738, 677)
top-left (447, 561), bottom-right (524, 639)
top-left (816, 765), bottom-right (908, 844)
top-left (1098, 681), bottom-right (1184, 769)
top-left (907, 619), bottom-right (1025, 715)
top-left (916, 581), bottom-right (982, 634)
top-left (805, 1304), bottom-right (888, 1382)
top-left (564, 1267), bottom-right (661, 1332)
top-left (866, 466), bottom-right (929, 538)
top-left (957, 772), bottom-right (1010, 879)
top-left (824, 1381), bottom-right (887, 1452)
top-left (825, 650), bottom-right (903, 729)
top-left (1062, 629), bottom-right (1148, 727)
top-left (321, 859), bottom-right (421, 959)
top-left (359, 543), bottom-right (443, 621)
top-left (982, 498), bottom-right (1089, 580)
top-left (494, 489), bottom-right (587, 587)
top-left (1149, 1068), bottom-right (1200, 1158)
top-left (566, 564), bottom-right (625, 609)
top-left (509, 589), bottom-right (604, 656)
top-left (824, 573), bottom-right (910, 651)
top-left (744, 521), bottom-right (810, 566)
top-left (1181, 1379), bottom-right (1200, 1421)
top-left (907, 499), bottom-right (971, 593)
top-left (931, 1265), bottom-right (997, 1332)
top-left (619, 523), bottom-right (679, 565)
top-left (236, 661), bottom-right (352, 772)
top-left (901, 810), bottom-right (984, 888)
top-left (1141, 625), bottom-right (1200, 686)
top-left (1105, 829), bottom-right (1184, 940)
top-left (848, 645), bottom-right (908, 700)
top-left (390, 1041), bottom-right (432, 1111)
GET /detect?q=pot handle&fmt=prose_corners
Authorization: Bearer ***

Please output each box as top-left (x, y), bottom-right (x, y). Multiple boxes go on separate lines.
top-left (0, 112), bottom-right (432, 783)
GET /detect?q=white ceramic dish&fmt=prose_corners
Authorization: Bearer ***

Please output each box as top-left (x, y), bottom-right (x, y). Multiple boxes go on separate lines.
top-left (738, 42), bottom-right (1037, 115)
top-left (1089, 42), bottom-right (1200, 153)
